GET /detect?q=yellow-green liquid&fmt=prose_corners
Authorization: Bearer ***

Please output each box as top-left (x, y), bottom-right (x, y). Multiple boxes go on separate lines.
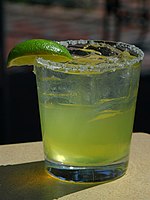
top-left (40, 102), bottom-right (135, 167)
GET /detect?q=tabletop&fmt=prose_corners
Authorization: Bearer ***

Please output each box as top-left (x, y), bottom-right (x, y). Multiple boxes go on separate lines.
top-left (0, 132), bottom-right (150, 200)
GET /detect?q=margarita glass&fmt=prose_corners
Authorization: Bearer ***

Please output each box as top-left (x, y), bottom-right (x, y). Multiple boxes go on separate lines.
top-left (35, 40), bottom-right (144, 183)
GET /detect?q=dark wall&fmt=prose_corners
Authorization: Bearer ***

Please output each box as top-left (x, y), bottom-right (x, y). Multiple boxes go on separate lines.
top-left (133, 71), bottom-right (150, 133)
top-left (3, 66), bottom-right (42, 144)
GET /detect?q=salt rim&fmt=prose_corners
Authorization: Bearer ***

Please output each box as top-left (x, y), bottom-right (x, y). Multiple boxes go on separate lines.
top-left (36, 40), bottom-right (144, 74)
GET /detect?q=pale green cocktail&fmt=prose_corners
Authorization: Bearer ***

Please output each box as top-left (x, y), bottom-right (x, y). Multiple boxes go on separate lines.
top-left (35, 40), bottom-right (143, 182)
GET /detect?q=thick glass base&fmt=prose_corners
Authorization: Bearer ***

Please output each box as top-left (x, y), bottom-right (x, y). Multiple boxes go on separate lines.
top-left (45, 159), bottom-right (128, 183)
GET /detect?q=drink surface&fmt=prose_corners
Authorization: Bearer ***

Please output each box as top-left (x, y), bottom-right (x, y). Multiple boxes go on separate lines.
top-left (35, 41), bottom-right (141, 167)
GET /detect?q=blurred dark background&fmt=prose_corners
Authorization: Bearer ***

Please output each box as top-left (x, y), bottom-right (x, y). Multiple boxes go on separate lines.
top-left (0, 0), bottom-right (150, 144)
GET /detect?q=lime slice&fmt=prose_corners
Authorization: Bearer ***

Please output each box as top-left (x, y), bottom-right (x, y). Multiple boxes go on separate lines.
top-left (7, 39), bottom-right (72, 67)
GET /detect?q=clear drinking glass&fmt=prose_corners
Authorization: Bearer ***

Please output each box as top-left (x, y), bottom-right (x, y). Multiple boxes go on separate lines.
top-left (34, 40), bottom-right (144, 183)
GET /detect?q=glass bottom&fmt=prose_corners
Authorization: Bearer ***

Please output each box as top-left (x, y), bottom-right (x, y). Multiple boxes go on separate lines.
top-left (45, 158), bottom-right (128, 183)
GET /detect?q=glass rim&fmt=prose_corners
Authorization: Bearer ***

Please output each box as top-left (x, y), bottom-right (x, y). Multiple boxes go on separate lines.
top-left (36, 40), bottom-right (144, 74)
top-left (59, 39), bottom-right (144, 61)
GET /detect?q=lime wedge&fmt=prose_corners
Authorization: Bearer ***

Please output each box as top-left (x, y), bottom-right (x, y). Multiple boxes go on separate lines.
top-left (7, 39), bottom-right (72, 67)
